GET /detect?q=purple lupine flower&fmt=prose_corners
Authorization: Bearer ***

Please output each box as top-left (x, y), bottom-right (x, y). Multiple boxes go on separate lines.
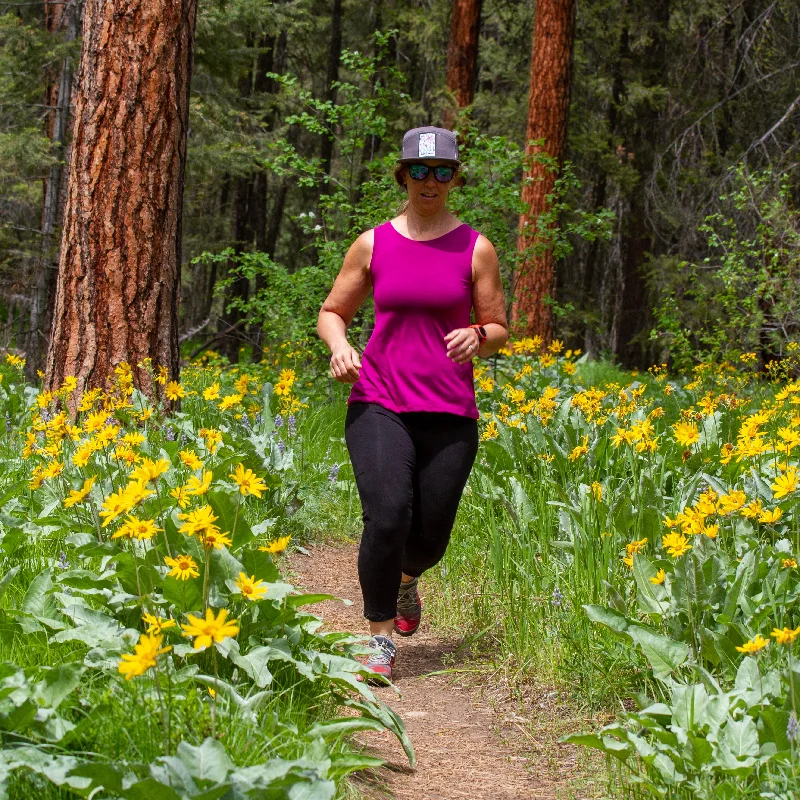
top-left (789, 712), bottom-right (799, 742)
top-left (551, 586), bottom-right (563, 608)
top-left (288, 415), bottom-right (296, 437)
top-left (241, 413), bottom-right (250, 430)
top-left (57, 552), bottom-right (69, 570)
top-left (328, 463), bottom-right (340, 485)
top-left (277, 439), bottom-right (286, 455)
top-left (274, 415), bottom-right (284, 428)
top-left (165, 428), bottom-right (176, 441)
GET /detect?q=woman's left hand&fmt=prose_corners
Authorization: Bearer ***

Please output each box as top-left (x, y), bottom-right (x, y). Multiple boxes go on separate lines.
top-left (444, 327), bottom-right (480, 363)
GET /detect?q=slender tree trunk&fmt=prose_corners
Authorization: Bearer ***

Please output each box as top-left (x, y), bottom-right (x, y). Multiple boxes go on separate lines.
top-left (25, 1), bottom-right (80, 381)
top-left (320, 0), bottom-right (343, 184)
top-left (443, 0), bottom-right (483, 127)
top-left (46, 0), bottom-right (199, 397)
top-left (512, 0), bottom-right (576, 342)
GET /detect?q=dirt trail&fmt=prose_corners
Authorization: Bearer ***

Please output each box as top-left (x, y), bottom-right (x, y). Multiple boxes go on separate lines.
top-left (290, 544), bottom-right (579, 800)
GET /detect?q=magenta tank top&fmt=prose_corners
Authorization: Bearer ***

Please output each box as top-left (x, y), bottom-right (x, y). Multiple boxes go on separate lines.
top-left (348, 220), bottom-right (480, 419)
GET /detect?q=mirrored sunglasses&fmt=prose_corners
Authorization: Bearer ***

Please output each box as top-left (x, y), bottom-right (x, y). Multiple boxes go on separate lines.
top-left (407, 164), bottom-right (456, 183)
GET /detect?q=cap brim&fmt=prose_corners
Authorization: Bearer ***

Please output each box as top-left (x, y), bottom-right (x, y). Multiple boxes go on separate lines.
top-left (397, 157), bottom-right (460, 165)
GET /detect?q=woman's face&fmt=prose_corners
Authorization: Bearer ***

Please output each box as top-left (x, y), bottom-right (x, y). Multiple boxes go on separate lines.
top-left (402, 160), bottom-right (457, 217)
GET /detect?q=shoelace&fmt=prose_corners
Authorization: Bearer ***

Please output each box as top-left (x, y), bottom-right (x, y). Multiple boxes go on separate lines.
top-left (396, 578), bottom-right (419, 612)
top-left (367, 637), bottom-right (395, 666)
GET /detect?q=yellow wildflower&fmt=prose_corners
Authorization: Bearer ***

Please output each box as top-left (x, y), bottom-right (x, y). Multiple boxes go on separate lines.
top-left (165, 381), bottom-right (185, 401)
top-left (181, 608), bottom-right (239, 650)
top-left (735, 635), bottom-right (769, 654)
top-left (235, 572), bottom-right (268, 601)
top-left (179, 449), bottom-right (203, 470)
top-left (770, 627), bottom-right (800, 645)
top-left (142, 613), bottom-right (176, 635)
top-left (63, 476), bottom-right (96, 508)
top-left (164, 554), bottom-right (199, 580)
top-left (259, 535), bottom-right (291, 554)
top-left (650, 569), bottom-right (666, 585)
top-left (118, 633), bottom-right (171, 679)
top-left (771, 468), bottom-right (798, 499)
top-left (662, 532), bottom-right (692, 558)
top-left (230, 463), bottom-right (267, 498)
top-left (758, 506), bottom-right (783, 524)
top-left (186, 470), bottom-right (213, 496)
top-left (673, 421), bottom-right (700, 447)
top-left (219, 393), bottom-right (243, 411)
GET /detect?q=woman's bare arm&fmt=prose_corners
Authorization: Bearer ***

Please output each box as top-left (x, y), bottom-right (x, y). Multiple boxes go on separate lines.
top-left (445, 234), bottom-right (509, 363)
top-left (317, 230), bottom-right (374, 383)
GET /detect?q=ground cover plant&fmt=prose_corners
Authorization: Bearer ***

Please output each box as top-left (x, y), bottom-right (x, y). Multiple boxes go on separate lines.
top-left (0, 351), bottom-right (412, 799)
top-left (426, 342), bottom-right (800, 798)
top-left (2, 340), bottom-right (800, 798)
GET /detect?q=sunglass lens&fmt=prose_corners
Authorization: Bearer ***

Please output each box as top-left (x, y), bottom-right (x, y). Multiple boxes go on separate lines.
top-left (434, 167), bottom-right (455, 182)
top-left (408, 164), bottom-right (429, 180)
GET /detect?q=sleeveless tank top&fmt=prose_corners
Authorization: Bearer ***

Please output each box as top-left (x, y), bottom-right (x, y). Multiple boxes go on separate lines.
top-left (348, 220), bottom-right (480, 419)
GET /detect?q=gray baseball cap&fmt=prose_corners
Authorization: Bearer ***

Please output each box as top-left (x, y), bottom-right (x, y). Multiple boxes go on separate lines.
top-left (398, 126), bottom-right (460, 164)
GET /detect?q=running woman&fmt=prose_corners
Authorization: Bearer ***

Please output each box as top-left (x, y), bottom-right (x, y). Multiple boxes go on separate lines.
top-left (317, 127), bottom-right (508, 681)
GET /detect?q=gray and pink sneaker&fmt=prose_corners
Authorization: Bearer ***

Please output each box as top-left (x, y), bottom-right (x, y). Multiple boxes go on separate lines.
top-left (363, 635), bottom-right (396, 683)
top-left (394, 577), bottom-right (422, 637)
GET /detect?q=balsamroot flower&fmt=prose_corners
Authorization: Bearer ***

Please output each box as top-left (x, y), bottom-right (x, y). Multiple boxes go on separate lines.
top-left (259, 535), bottom-right (291, 554)
top-left (735, 634), bottom-right (769, 654)
top-left (165, 554), bottom-right (199, 580)
top-left (181, 608), bottom-right (239, 650)
top-left (118, 633), bottom-right (171, 680)
top-left (230, 463), bottom-right (267, 498)
top-left (63, 476), bottom-right (95, 508)
top-left (235, 572), bottom-right (268, 601)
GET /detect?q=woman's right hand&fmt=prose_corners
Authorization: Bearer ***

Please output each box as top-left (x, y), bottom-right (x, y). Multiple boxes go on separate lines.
top-left (330, 344), bottom-right (362, 383)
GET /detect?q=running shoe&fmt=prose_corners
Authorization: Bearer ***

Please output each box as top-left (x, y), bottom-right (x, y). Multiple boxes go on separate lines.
top-left (362, 634), bottom-right (396, 683)
top-left (394, 577), bottom-right (422, 637)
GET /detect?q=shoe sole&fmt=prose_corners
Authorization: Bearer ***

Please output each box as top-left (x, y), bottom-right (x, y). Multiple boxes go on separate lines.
top-left (393, 620), bottom-right (421, 637)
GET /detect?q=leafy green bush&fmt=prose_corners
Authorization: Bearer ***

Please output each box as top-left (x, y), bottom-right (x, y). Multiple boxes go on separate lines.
top-left (649, 167), bottom-right (800, 371)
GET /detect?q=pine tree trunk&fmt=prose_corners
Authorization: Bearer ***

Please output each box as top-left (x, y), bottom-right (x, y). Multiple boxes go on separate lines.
top-left (25, 0), bottom-right (80, 381)
top-left (444, 0), bottom-right (483, 126)
top-left (45, 0), bottom-right (198, 397)
top-left (512, 0), bottom-right (576, 342)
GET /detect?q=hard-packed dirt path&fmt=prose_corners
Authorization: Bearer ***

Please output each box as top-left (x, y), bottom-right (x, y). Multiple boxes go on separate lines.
top-left (290, 544), bottom-right (584, 800)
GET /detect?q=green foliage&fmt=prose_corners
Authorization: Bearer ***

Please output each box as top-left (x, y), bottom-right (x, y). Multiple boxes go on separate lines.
top-left (0, 354), bottom-right (413, 798)
top-left (649, 168), bottom-right (800, 369)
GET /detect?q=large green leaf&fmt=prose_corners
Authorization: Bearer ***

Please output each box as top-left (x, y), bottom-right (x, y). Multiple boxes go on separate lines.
top-left (176, 738), bottom-right (233, 784)
top-left (628, 626), bottom-right (690, 679)
top-left (633, 555), bottom-right (668, 616)
top-left (163, 575), bottom-right (202, 614)
top-left (670, 683), bottom-right (709, 730)
top-left (239, 548), bottom-right (279, 583)
top-left (583, 604), bottom-right (631, 635)
top-left (208, 490), bottom-right (254, 550)
top-left (21, 569), bottom-right (58, 627)
top-left (304, 717), bottom-right (385, 739)
top-left (33, 663), bottom-right (84, 710)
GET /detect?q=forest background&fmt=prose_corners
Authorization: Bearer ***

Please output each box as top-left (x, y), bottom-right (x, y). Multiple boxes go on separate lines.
top-left (0, 0), bottom-right (799, 379)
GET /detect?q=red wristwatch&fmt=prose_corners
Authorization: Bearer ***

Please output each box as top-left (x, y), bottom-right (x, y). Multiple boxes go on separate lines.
top-left (470, 324), bottom-right (488, 345)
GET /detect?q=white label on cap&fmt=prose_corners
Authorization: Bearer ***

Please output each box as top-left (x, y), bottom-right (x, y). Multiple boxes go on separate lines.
top-left (418, 132), bottom-right (436, 158)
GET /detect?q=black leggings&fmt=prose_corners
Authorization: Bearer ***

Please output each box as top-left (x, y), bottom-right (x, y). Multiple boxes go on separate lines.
top-left (345, 402), bottom-right (479, 622)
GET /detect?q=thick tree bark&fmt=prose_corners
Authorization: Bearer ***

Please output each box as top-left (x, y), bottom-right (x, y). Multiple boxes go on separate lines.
top-left (25, 1), bottom-right (80, 381)
top-left (443, 0), bottom-right (483, 126)
top-left (512, 0), bottom-right (576, 342)
top-left (46, 0), bottom-right (199, 397)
